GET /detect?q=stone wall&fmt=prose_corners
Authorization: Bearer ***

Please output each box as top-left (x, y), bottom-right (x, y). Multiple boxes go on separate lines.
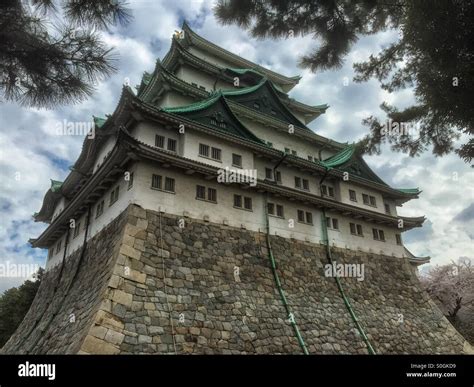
top-left (3, 204), bottom-right (472, 354)
top-left (1, 209), bottom-right (129, 354)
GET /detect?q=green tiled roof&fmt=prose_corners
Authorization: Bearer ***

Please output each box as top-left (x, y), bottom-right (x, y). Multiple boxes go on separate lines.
top-left (220, 80), bottom-right (266, 96)
top-left (93, 116), bottom-right (107, 128)
top-left (50, 179), bottom-right (63, 193)
top-left (398, 188), bottom-right (420, 194)
top-left (162, 92), bottom-right (222, 113)
top-left (320, 144), bottom-right (355, 168)
top-left (226, 68), bottom-right (265, 78)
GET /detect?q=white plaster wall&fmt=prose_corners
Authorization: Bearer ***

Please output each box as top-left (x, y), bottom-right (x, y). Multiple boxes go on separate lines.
top-left (339, 181), bottom-right (395, 215)
top-left (156, 90), bottom-right (194, 109)
top-left (239, 116), bottom-right (335, 161)
top-left (175, 65), bottom-right (232, 92)
top-left (93, 136), bottom-right (116, 173)
top-left (45, 165), bottom-right (137, 270)
top-left (131, 122), bottom-right (181, 151)
top-left (45, 159), bottom-right (409, 271)
top-left (183, 130), bottom-right (255, 170)
top-left (51, 197), bottom-right (67, 221)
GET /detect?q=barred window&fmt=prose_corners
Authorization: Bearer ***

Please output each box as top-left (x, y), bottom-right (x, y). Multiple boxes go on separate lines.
top-left (244, 197), bottom-right (252, 210)
top-left (275, 171), bottom-right (282, 183)
top-left (302, 179), bottom-right (309, 191)
top-left (276, 204), bottom-right (284, 218)
top-left (234, 194), bottom-right (242, 208)
top-left (109, 186), bottom-right (119, 206)
top-left (167, 138), bottom-right (177, 152)
top-left (199, 143), bottom-right (209, 157)
top-left (208, 187), bottom-right (217, 202)
top-left (295, 177), bottom-right (301, 189)
top-left (306, 212), bottom-right (313, 224)
top-left (211, 147), bottom-right (221, 161)
top-left (151, 174), bottom-right (162, 189)
top-left (232, 153), bottom-right (242, 167)
top-left (369, 195), bottom-right (377, 207)
top-left (349, 190), bottom-right (357, 202)
top-left (164, 177), bottom-right (175, 192)
top-left (396, 234), bottom-right (402, 245)
top-left (362, 194), bottom-right (370, 205)
top-left (297, 210), bottom-right (305, 222)
top-left (155, 135), bottom-right (165, 148)
top-left (196, 185), bottom-right (206, 199)
top-left (384, 203), bottom-right (391, 214)
top-left (267, 202), bottom-right (275, 215)
top-left (265, 168), bottom-right (273, 180)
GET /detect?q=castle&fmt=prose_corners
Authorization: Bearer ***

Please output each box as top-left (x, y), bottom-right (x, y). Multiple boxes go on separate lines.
top-left (3, 22), bottom-right (471, 354)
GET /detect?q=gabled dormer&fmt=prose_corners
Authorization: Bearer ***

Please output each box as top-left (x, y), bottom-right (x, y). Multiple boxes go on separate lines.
top-left (162, 91), bottom-right (265, 145)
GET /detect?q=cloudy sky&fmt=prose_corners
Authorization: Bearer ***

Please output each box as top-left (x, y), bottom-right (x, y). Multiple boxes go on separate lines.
top-left (0, 0), bottom-right (472, 292)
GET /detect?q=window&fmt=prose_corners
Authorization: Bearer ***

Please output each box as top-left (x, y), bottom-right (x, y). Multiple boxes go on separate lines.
top-left (350, 223), bottom-right (363, 236)
top-left (308, 156), bottom-right (313, 162)
top-left (276, 204), bottom-right (284, 218)
top-left (167, 138), bottom-right (177, 152)
top-left (265, 168), bottom-right (273, 180)
top-left (199, 85), bottom-right (206, 90)
top-left (191, 82), bottom-right (198, 87)
top-left (211, 147), bottom-right (221, 161)
top-left (109, 186), bottom-right (119, 206)
top-left (232, 153), bottom-right (242, 167)
top-left (322, 184), bottom-right (334, 198)
top-left (199, 143), bottom-right (209, 157)
top-left (369, 196), bottom-right (377, 206)
top-left (127, 172), bottom-right (134, 190)
top-left (155, 135), bottom-right (165, 148)
top-left (73, 222), bottom-right (81, 239)
top-left (234, 195), bottom-right (252, 210)
top-left (362, 194), bottom-right (370, 205)
top-left (302, 179), bottom-right (309, 191)
top-left (96, 200), bottom-right (104, 218)
top-left (267, 202), bottom-right (275, 215)
top-left (372, 228), bottom-right (385, 241)
top-left (275, 171), bottom-right (282, 183)
top-left (196, 185), bottom-right (216, 202)
top-left (267, 141), bottom-right (273, 147)
top-left (326, 217), bottom-right (339, 230)
top-left (297, 209), bottom-right (305, 222)
top-left (164, 177), bottom-right (175, 192)
top-left (396, 234), bottom-right (402, 245)
top-left (207, 187), bottom-right (217, 202)
top-left (292, 150), bottom-right (297, 156)
top-left (234, 194), bottom-right (242, 208)
top-left (56, 239), bottom-right (62, 254)
top-left (295, 177), bottom-right (301, 189)
top-left (284, 148), bottom-right (290, 154)
top-left (363, 194), bottom-right (376, 206)
top-left (244, 197), bottom-right (252, 210)
top-left (349, 189), bottom-right (357, 202)
top-left (152, 174), bottom-right (162, 189)
top-left (305, 212), bottom-right (313, 224)
top-left (196, 185), bottom-right (206, 199)
top-left (384, 203), bottom-right (391, 214)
